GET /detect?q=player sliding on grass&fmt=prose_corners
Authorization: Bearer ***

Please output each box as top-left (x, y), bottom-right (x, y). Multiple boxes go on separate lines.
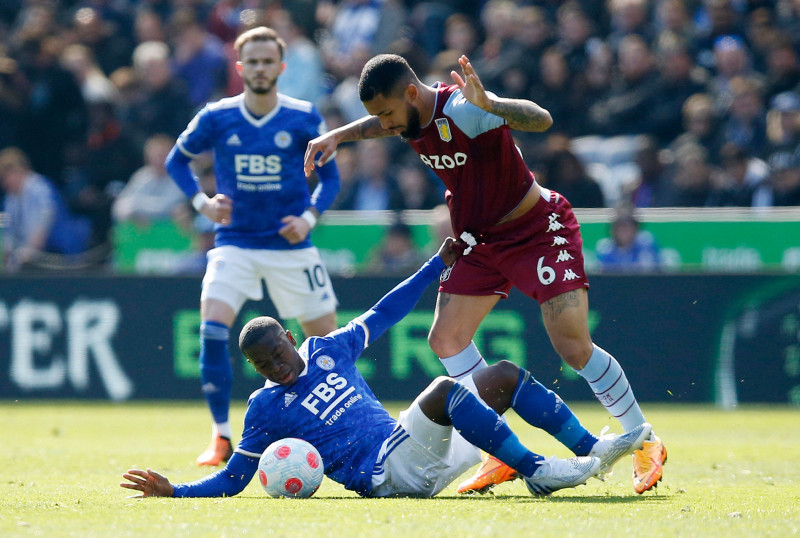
top-left (122, 239), bottom-right (650, 499)
top-left (303, 53), bottom-right (666, 494)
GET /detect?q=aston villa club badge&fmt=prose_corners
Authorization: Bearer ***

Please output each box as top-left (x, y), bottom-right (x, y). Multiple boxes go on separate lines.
top-left (435, 118), bottom-right (452, 142)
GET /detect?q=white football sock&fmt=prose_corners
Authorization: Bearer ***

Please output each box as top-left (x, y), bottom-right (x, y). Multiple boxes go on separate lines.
top-left (439, 341), bottom-right (487, 380)
top-left (576, 344), bottom-right (646, 431)
top-left (213, 421), bottom-right (232, 439)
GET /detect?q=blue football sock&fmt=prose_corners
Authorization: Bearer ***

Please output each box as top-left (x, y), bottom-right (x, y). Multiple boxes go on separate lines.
top-left (511, 369), bottom-right (598, 456)
top-left (446, 383), bottom-right (543, 478)
top-left (200, 321), bottom-right (232, 426)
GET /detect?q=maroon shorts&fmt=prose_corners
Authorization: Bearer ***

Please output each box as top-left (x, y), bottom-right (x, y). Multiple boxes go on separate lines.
top-left (439, 188), bottom-right (590, 304)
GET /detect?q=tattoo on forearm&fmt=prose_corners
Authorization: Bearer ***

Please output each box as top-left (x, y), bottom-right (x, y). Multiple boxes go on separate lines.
top-left (489, 99), bottom-right (551, 131)
top-left (541, 290), bottom-right (580, 323)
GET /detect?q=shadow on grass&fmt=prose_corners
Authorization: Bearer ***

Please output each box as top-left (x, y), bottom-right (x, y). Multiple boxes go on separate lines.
top-left (232, 493), bottom-right (670, 503)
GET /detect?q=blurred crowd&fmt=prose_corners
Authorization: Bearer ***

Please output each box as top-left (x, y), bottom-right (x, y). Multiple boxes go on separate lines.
top-left (1, 0), bottom-right (800, 274)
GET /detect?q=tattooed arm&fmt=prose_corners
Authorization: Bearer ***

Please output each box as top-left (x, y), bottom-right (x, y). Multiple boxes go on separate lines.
top-left (451, 54), bottom-right (553, 133)
top-left (304, 116), bottom-right (396, 175)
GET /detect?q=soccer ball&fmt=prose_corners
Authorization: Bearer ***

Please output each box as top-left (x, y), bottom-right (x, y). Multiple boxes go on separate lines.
top-left (257, 438), bottom-right (324, 498)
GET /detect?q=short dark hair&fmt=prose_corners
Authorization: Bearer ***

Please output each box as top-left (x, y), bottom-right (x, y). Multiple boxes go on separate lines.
top-left (234, 26), bottom-right (285, 60)
top-left (358, 54), bottom-right (419, 102)
top-left (239, 316), bottom-right (284, 368)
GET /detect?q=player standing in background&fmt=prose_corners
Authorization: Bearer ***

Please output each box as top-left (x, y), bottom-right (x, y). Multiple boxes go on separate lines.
top-left (165, 26), bottom-right (340, 466)
top-left (304, 54), bottom-right (666, 494)
top-left (122, 239), bottom-right (651, 499)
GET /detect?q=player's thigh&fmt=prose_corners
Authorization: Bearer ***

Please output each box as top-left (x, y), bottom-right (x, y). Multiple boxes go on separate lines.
top-left (429, 292), bottom-right (501, 355)
top-left (201, 246), bottom-right (264, 311)
top-left (259, 248), bottom-right (337, 321)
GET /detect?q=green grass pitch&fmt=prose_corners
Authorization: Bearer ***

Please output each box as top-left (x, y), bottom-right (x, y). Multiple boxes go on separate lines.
top-left (2, 401), bottom-right (799, 537)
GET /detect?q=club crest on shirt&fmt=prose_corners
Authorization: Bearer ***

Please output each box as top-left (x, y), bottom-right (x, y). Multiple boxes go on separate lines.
top-left (435, 118), bottom-right (452, 142)
top-left (274, 130), bottom-right (292, 148)
top-left (316, 355), bottom-right (335, 371)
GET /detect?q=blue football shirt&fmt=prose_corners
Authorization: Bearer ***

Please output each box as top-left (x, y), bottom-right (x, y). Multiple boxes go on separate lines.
top-left (236, 320), bottom-right (398, 496)
top-left (174, 93), bottom-right (339, 250)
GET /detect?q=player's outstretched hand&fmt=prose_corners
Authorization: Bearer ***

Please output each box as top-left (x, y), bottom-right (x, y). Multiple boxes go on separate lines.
top-left (450, 55), bottom-right (491, 111)
top-left (304, 133), bottom-right (338, 177)
top-left (437, 237), bottom-right (463, 267)
top-left (120, 469), bottom-right (174, 498)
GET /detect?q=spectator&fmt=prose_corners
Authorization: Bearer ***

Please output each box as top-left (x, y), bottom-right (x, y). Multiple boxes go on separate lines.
top-left (661, 143), bottom-right (715, 207)
top-left (706, 34), bottom-right (761, 116)
top-left (763, 37), bottom-right (800, 103)
top-left (365, 218), bottom-right (426, 275)
top-left (707, 142), bottom-right (768, 207)
top-left (760, 150), bottom-right (800, 206)
top-left (554, 2), bottom-right (596, 77)
top-left (595, 204), bottom-right (661, 273)
top-left (60, 44), bottom-right (119, 105)
top-left (654, 0), bottom-right (695, 49)
top-left (0, 45), bottom-right (24, 152)
top-left (606, 0), bottom-right (654, 53)
top-left (719, 76), bottom-right (768, 158)
top-left (128, 40), bottom-right (194, 146)
top-left (543, 148), bottom-right (605, 208)
top-left (587, 35), bottom-right (662, 136)
top-left (12, 35), bottom-right (88, 186)
top-left (529, 47), bottom-right (581, 137)
top-left (626, 136), bottom-right (673, 208)
top-left (273, 9), bottom-right (326, 107)
top-left (766, 91), bottom-right (800, 154)
top-left (649, 36), bottom-right (708, 144)
top-left (169, 8), bottom-right (229, 108)
top-left (0, 147), bottom-right (91, 272)
top-left (389, 161), bottom-right (442, 211)
top-left (693, 0), bottom-right (748, 72)
top-left (112, 134), bottom-right (186, 225)
top-left (70, 7), bottom-right (133, 77)
top-left (471, 0), bottom-right (523, 95)
top-left (134, 8), bottom-right (167, 45)
top-left (336, 139), bottom-right (398, 211)
top-left (64, 99), bottom-right (142, 252)
top-left (669, 93), bottom-right (723, 163)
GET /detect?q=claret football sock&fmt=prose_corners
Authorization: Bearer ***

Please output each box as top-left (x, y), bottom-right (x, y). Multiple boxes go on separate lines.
top-left (200, 321), bottom-right (232, 425)
top-left (511, 369), bottom-right (598, 456)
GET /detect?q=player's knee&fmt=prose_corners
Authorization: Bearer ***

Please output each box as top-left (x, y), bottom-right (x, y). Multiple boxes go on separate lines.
top-left (428, 329), bottom-right (467, 358)
top-left (482, 360), bottom-right (521, 391)
top-left (554, 339), bottom-right (594, 369)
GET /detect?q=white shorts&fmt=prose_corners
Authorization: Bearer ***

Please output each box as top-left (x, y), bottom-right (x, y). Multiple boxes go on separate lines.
top-left (369, 396), bottom-right (482, 498)
top-left (201, 245), bottom-right (337, 322)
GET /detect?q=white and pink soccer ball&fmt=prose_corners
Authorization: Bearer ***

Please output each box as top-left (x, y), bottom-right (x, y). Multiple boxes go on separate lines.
top-left (257, 438), bottom-right (324, 498)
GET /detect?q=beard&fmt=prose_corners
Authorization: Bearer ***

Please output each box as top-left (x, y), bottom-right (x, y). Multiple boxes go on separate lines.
top-left (401, 103), bottom-right (422, 139)
top-left (245, 74), bottom-right (277, 95)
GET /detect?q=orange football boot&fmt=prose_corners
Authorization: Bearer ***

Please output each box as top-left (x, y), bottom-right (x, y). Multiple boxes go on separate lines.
top-left (457, 454), bottom-right (519, 494)
top-left (632, 434), bottom-right (667, 493)
top-left (196, 435), bottom-right (233, 467)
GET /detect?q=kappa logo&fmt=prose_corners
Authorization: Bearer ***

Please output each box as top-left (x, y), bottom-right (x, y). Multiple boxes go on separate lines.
top-left (226, 133), bottom-right (242, 146)
top-left (556, 250), bottom-right (574, 263)
top-left (284, 392), bottom-right (298, 406)
top-left (563, 269), bottom-right (580, 281)
top-left (547, 213), bottom-right (565, 232)
top-left (551, 236), bottom-right (568, 246)
top-left (316, 355), bottom-right (335, 371)
top-left (435, 118), bottom-right (452, 142)
top-left (440, 264), bottom-right (453, 282)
